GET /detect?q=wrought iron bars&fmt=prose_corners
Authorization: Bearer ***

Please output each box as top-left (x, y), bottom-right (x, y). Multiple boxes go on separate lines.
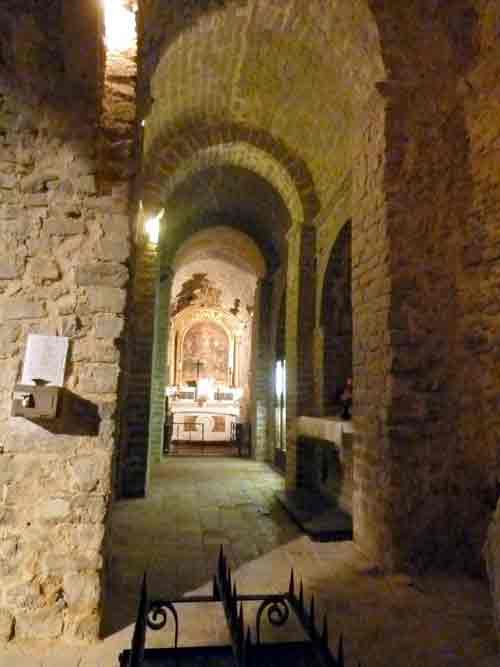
top-left (121, 546), bottom-right (360, 667)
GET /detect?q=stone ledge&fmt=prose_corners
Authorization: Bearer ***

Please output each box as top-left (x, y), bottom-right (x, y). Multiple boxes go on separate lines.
top-left (297, 416), bottom-right (354, 447)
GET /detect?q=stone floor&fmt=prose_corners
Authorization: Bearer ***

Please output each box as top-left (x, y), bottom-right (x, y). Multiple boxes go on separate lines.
top-left (1, 457), bottom-right (499, 666)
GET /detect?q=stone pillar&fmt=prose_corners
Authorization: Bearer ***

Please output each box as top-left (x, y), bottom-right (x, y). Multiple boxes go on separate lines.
top-left (313, 326), bottom-right (325, 417)
top-left (147, 264), bottom-right (173, 481)
top-left (250, 279), bottom-right (273, 461)
top-left (0, 1), bottom-right (132, 642)
top-left (351, 76), bottom-right (481, 570)
top-left (350, 88), bottom-right (393, 565)
top-left (122, 239), bottom-right (159, 497)
top-left (285, 224), bottom-right (316, 490)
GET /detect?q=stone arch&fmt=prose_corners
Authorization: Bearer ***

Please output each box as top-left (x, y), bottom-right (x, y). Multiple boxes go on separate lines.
top-left (159, 143), bottom-right (302, 227)
top-left (173, 226), bottom-right (267, 279)
top-left (140, 124), bottom-right (316, 229)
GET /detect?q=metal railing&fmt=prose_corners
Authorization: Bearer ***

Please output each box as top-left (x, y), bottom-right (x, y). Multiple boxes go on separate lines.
top-left (164, 413), bottom-right (250, 456)
top-left (120, 547), bottom-right (353, 667)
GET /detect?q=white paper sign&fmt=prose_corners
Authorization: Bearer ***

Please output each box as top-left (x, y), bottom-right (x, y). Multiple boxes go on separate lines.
top-left (21, 335), bottom-right (69, 387)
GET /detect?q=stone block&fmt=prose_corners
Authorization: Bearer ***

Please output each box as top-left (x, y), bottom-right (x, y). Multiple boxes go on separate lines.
top-left (96, 419), bottom-right (116, 449)
top-left (78, 364), bottom-right (120, 394)
top-left (1, 299), bottom-right (45, 320)
top-left (97, 401), bottom-right (117, 420)
top-left (71, 495), bottom-right (107, 524)
top-left (75, 262), bottom-right (128, 288)
top-left (45, 218), bottom-right (86, 236)
top-left (87, 287), bottom-right (126, 314)
top-left (77, 175), bottom-right (97, 194)
top-left (0, 217), bottom-right (30, 237)
top-left (20, 170), bottom-right (59, 193)
top-left (0, 205), bottom-right (20, 220)
top-left (59, 315), bottom-right (80, 337)
top-left (42, 551), bottom-right (104, 576)
top-left (0, 536), bottom-right (18, 560)
top-left (0, 323), bottom-right (20, 343)
top-left (28, 257), bottom-right (60, 281)
top-left (0, 609), bottom-right (14, 642)
top-left (69, 456), bottom-right (110, 493)
top-left (0, 260), bottom-right (22, 279)
top-left (63, 572), bottom-right (100, 611)
top-left (5, 581), bottom-right (41, 609)
top-left (97, 237), bottom-right (130, 262)
top-left (68, 524), bottom-right (106, 552)
top-left (95, 314), bottom-right (124, 339)
top-left (56, 293), bottom-right (76, 315)
top-left (64, 613), bottom-right (100, 641)
top-left (93, 342), bottom-right (119, 363)
top-left (24, 193), bottom-right (48, 208)
top-left (15, 606), bottom-right (63, 640)
top-left (0, 173), bottom-right (16, 189)
top-left (37, 498), bottom-right (71, 523)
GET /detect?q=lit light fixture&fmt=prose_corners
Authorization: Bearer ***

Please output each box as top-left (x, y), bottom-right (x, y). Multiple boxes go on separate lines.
top-left (145, 209), bottom-right (165, 244)
top-left (103, 0), bottom-right (136, 53)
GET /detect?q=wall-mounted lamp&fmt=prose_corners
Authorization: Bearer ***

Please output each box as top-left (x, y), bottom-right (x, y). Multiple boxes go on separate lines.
top-left (145, 209), bottom-right (165, 244)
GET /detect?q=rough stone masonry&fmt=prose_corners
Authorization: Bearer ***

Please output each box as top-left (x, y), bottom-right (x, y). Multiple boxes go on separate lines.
top-left (0, 1), bottom-right (133, 641)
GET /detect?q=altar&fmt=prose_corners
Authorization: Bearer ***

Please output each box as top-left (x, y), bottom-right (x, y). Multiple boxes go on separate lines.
top-left (166, 384), bottom-right (242, 445)
top-left (164, 288), bottom-right (251, 452)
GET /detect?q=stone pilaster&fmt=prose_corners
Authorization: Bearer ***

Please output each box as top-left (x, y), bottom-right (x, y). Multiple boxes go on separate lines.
top-left (313, 326), bottom-right (325, 416)
top-left (285, 224), bottom-right (316, 489)
top-left (249, 278), bottom-right (273, 461)
top-left (147, 263), bottom-right (173, 478)
top-left (122, 238), bottom-right (159, 497)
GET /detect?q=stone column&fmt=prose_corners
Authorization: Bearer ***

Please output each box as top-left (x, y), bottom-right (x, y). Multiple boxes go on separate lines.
top-left (351, 77), bottom-right (478, 570)
top-left (122, 238), bottom-right (160, 497)
top-left (285, 224), bottom-right (316, 490)
top-left (249, 278), bottom-right (273, 461)
top-left (147, 263), bottom-right (173, 482)
top-left (313, 326), bottom-right (325, 416)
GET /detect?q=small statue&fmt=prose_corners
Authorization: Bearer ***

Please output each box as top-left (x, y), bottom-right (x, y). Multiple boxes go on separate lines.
top-left (340, 377), bottom-right (352, 420)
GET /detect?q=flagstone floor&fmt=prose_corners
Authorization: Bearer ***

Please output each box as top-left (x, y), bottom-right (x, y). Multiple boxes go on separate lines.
top-left (1, 457), bottom-right (498, 666)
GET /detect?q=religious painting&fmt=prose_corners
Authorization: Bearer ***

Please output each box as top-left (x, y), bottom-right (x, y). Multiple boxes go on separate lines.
top-left (181, 321), bottom-right (229, 384)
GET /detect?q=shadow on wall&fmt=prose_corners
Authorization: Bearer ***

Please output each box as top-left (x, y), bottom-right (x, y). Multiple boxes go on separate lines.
top-left (14, 390), bottom-right (102, 436)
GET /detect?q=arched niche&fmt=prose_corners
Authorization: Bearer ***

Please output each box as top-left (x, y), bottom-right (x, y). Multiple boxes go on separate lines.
top-left (320, 221), bottom-right (352, 416)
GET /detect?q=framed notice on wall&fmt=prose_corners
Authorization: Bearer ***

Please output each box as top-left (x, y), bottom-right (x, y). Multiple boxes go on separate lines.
top-left (21, 335), bottom-right (69, 387)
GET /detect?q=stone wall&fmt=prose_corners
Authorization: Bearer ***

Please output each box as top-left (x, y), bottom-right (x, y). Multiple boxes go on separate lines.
top-left (467, 0), bottom-right (500, 635)
top-left (321, 222), bottom-right (352, 416)
top-left (0, 1), bottom-right (131, 642)
top-left (296, 433), bottom-right (354, 517)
